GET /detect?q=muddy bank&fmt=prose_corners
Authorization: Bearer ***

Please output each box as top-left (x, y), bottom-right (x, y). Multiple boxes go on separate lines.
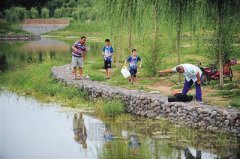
top-left (51, 64), bottom-right (240, 136)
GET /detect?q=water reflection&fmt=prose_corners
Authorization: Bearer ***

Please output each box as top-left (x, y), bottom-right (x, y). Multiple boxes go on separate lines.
top-left (184, 148), bottom-right (202, 159)
top-left (0, 54), bottom-right (7, 71)
top-left (0, 37), bottom-right (103, 72)
top-left (73, 112), bottom-right (87, 149)
top-left (0, 91), bottom-right (240, 159)
top-left (0, 38), bottom-right (70, 72)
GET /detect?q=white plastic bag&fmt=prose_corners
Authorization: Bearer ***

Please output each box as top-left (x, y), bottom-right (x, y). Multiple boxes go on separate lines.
top-left (121, 67), bottom-right (131, 78)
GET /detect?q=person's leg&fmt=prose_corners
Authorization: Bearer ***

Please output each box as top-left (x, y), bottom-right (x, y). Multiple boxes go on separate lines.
top-left (108, 61), bottom-right (112, 79)
top-left (104, 60), bottom-right (108, 78)
top-left (78, 57), bottom-right (84, 78)
top-left (133, 69), bottom-right (137, 83)
top-left (182, 79), bottom-right (193, 95)
top-left (72, 56), bottom-right (77, 79)
top-left (73, 67), bottom-right (77, 78)
top-left (129, 69), bottom-right (134, 83)
top-left (79, 68), bottom-right (83, 77)
top-left (107, 68), bottom-right (111, 79)
top-left (195, 82), bottom-right (202, 102)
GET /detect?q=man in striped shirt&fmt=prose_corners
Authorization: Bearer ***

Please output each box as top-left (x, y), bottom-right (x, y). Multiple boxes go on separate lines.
top-left (72, 36), bottom-right (86, 79)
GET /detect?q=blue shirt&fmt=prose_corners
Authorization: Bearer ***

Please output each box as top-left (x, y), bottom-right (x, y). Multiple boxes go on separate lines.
top-left (127, 56), bottom-right (141, 70)
top-left (102, 46), bottom-right (114, 62)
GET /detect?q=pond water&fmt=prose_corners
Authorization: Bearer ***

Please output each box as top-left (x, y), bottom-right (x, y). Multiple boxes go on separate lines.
top-left (0, 38), bottom-right (240, 159)
top-left (1, 91), bottom-right (240, 159)
top-left (0, 37), bottom-right (102, 72)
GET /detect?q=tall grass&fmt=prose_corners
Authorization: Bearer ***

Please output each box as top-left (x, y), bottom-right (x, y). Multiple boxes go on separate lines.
top-left (102, 100), bottom-right (125, 117)
top-left (0, 61), bottom-right (89, 107)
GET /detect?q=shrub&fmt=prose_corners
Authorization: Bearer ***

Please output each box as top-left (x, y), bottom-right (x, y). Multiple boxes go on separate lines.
top-left (229, 99), bottom-right (240, 108)
top-left (102, 100), bottom-right (125, 117)
top-left (5, 7), bottom-right (28, 24)
top-left (54, 8), bottom-right (62, 18)
top-left (30, 7), bottom-right (39, 19)
top-left (41, 7), bottom-right (49, 19)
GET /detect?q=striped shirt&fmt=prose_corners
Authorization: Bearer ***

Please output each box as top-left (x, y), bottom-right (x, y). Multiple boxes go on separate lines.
top-left (72, 41), bottom-right (86, 57)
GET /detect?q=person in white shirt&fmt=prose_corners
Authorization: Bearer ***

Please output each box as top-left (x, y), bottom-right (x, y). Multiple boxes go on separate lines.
top-left (159, 64), bottom-right (202, 102)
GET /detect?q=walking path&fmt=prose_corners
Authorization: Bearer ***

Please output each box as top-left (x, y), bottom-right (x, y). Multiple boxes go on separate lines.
top-left (51, 64), bottom-right (240, 136)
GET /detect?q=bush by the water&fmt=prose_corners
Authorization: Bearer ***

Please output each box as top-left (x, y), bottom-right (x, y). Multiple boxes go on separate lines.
top-left (102, 100), bottom-right (125, 117)
top-left (229, 99), bottom-right (240, 108)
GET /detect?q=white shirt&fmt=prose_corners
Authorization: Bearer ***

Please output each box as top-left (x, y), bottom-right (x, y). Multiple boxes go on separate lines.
top-left (172, 64), bottom-right (202, 82)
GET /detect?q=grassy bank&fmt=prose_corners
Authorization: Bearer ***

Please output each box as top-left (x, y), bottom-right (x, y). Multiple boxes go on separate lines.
top-left (0, 61), bottom-right (90, 107)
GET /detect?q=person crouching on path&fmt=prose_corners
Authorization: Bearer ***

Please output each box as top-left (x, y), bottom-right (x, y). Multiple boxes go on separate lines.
top-left (72, 36), bottom-right (86, 79)
top-left (159, 64), bottom-right (203, 103)
top-left (125, 49), bottom-right (142, 84)
top-left (102, 39), bottom-right (114, 79)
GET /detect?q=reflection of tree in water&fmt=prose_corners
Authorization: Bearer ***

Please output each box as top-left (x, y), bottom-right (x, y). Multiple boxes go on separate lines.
top-left (27, 54), bottom-right (34, 63)
top-left (73, 112), bottom-right (87, 149)
top-left (38, 51), bottom-right (43, 62)
top-left (0, 54), bottom-right (8, 72)
top-left (218, 138), bottom-right (240, 159)
top-left (20, 53), bottom-right (26, 62)
top-left (49, 51), bottom-right (56, 60)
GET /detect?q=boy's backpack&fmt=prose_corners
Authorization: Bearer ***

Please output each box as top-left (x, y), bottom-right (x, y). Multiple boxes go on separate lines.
top-left (168, 93), bottom-right (193, 102)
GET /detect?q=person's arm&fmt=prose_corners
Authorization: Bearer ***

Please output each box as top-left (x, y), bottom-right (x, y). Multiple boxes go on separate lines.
top-left (196, 72), bottom-right (201, 84)
top-left (139, 58), bottom-right (142, 68)
top-left (82, 51), bottom-right (86, 61)
top-left (125, 57), bottom-right (130, 66)
top-left (124, 60), bottom-right (128, 65)
top-left (109, 47), bottom-right (114, 57)
top-left (159, 69), bottom-right (174, 75)
top-left (102, 47), bottom-right (105, 56)
top-left (72, 45), bottom-right (77, 52)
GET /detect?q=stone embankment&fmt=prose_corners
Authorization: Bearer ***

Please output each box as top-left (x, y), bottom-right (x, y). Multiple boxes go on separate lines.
top-left (51, 64), bottom-right (240, 136)
top-left (0, 34), bottom-right (40, 41)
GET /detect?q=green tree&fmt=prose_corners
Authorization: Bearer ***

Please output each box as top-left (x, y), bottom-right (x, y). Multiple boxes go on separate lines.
top-left (30, 7), bottom-right (39, 19)
top-left (54, 8), bottom-right (62, 18)
top-left (205, 0), bottom-right (240, 86)
top-left (5, 7), bottom-right (28, 24)
top-left (41, 7), bottom-right (49, 19)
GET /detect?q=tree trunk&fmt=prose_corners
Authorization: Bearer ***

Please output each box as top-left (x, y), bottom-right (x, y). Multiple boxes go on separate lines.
top-left (128, 20), bottom-right (132, 54)
top-left (176, 0), bottom-right (183, 83)
top-left (116, 24), bottom-right (122, 68)
top-left (153, 5), bottom-right (160, 75)
top-left (218, 0), bottom-right (224, 87)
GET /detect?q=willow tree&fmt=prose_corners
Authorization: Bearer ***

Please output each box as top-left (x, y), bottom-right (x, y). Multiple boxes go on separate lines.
top-left (99, 0), bottom-right (150, 69)
top-left (144, 0), bottom-right (164, 76)
top-left (166, 0), bottom-right (196, 82)
top-left (205, 0), bottom-right (240, 86)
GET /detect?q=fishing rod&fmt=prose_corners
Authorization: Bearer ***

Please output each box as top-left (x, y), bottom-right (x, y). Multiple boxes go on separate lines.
top-left (159, 73), bottom-right (179, 85)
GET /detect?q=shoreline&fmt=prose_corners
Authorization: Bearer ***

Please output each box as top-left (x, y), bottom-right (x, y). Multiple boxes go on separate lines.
top-left (51, 64), bottom-right (240, 137)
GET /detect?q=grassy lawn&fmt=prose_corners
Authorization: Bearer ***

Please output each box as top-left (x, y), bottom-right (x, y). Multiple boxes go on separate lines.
top-left (0, 61), bottom-right (90, 108)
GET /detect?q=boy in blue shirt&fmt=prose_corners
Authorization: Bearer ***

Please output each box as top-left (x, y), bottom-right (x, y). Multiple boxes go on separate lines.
top-left (102, 39), bottom-right (114, 79)
top-left (125, 49), bottom-right (142, 84)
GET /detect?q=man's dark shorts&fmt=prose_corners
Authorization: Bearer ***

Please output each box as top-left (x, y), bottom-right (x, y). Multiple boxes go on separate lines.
top-left (129, 69), bottom-right (137, 77)
top-left (104, 60), bottom-right (112, 69)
